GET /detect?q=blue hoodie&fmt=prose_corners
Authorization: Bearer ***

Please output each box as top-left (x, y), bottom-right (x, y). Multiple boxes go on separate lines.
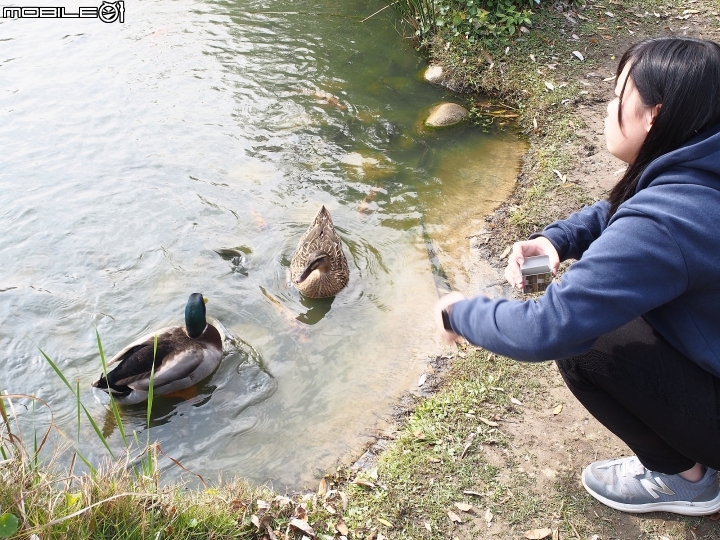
top-left (449, 124), bottom-right (720, 378)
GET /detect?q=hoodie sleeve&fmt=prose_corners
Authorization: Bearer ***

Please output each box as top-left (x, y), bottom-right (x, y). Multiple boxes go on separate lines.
top-left (448, 207), bottom-right (689, 361)
top-left (531, 200), bottom-right (611, 261)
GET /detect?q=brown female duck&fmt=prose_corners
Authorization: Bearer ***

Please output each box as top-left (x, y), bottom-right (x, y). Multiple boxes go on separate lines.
top-left (290, 206), bottom-right (349, 298)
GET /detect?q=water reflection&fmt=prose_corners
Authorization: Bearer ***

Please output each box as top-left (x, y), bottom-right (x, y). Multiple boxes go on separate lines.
top-left (296, 296), bottom-right (334, 325)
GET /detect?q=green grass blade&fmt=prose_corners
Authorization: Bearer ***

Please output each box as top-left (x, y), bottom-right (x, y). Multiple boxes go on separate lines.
top-left (76, 379), bottom-right (81, 445)
top-left (80, 403), bottom-right (116, 460)
top-left (74, 449), bottom-right (97, 475)
top-left (145, 335), bottom-right (158, 476)
top-left (0, 397), bottom-right (9, 460)
top-left (38, 346), bottom-right (116, 460)
top-left (96, 328), bottom-right (128, 447)
top-left (147, 334), bottom-right (157, 432)
top-left (38, 347), bottom-right (74, 393)
top-left (32, 396), bottom-right (38, 471)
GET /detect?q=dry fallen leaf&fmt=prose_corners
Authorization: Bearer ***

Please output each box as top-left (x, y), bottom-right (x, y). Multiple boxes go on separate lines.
top-left (552, 528), bottom-right (560, 540)
top-left (377, 517), bottom-right (393, 528)
top-left (336, 518), bottom-right (349, 536)
top-left (484, 508), bottom-right (493, 524)
top-left (230, 499), bottom-right (245, 512)
top-left (251, 514), bottom-right (260, 529)
top-left (510, 397), bottom-right (523, 406)
top-left (424, 521), bottom-right (432, 532)
top-left (448, 510), bottom-right (463, 523)
top-left (463, 490), bottom-right (483, 497)
top-left (289, 518), bottom-right (315, 536)
top-left (352, 480), bottom-right (375, 489)
top-left (324, 504), bottom-right (336, 515)
top-left (479, 417), bottom-right (499, 427)
top-left (501, 245), bottom-right (512, 258)
top-left (572, 51), bottom-right (584, 61)
top-left (318, 478), bottom-right (327, 497)
top-left (533, 117), bottom-right (538, 131)
top-left (455, 502), bottom-right (473, 512)
top-left (377, 534), bottom-right (386, 540)
top-left (338, 490), bottom-right (348, 511)
top-left (295, 503), bottom-right (307, 520)
top-left (418, 373), bottom-right (427, 387)
top-left (552, 404), bottom-right (563, 415)
top-left (256, 500), bottom-right (271, 514)
top-left (460, 432), bottom-right (476, 459)
top-left (545, 81), bottom-right (555, 91)
top-left (273, 495), bottom-right (292, 507)
top-left (524, 528), bottom-right (553, 539)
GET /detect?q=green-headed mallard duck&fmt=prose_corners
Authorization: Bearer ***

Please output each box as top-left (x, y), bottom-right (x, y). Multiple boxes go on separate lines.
top-left (290, 205), bottom-right (349, 298)
top-left (92, 293), bottom-right (222, 405)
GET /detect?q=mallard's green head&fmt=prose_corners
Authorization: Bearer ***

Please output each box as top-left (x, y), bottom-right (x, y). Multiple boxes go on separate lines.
top-left (185, 293), bottom-right (208, 338)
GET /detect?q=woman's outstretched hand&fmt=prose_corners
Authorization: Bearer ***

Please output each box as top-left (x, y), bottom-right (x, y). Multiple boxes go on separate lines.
top-left (504, 236), bottom-right (560, 289)
top-left (434, 291), bottom-right (466, 345)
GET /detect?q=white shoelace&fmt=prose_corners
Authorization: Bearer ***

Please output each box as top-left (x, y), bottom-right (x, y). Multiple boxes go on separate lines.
top-left (602, 457), bottom-right (647, 477)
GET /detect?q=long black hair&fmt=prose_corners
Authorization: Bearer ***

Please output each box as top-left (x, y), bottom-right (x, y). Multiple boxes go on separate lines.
top-left (607, 37), bottom-right (720, 218)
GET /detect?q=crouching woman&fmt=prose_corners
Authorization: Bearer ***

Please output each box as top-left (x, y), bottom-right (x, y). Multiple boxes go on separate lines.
top-left (436, 37), bottom-right (720, 516)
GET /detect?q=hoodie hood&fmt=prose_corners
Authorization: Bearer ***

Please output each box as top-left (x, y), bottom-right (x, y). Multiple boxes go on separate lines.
top-left (636, 123), bottom-right (720, 193)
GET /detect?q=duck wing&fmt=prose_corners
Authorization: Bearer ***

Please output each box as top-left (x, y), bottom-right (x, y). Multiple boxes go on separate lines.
top-left (106, 326), bottom-right (178, 366)
top-left (125, 346), bottom-right (208, 392)
top-left (104, 326), bottom-right (202, 392)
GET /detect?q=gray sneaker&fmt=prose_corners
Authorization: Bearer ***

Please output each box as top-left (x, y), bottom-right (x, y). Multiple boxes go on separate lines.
top-left (582, 456), bottom-right (720, 516)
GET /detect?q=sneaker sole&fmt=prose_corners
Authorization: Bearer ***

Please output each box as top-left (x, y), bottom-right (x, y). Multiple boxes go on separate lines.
top-left (581, 468), bottom-right (720, 516)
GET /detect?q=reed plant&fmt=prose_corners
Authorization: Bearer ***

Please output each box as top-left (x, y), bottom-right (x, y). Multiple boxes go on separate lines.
top-left (390, 0), bottom-right (438, 38)
top-left (0, 333), bottom-right (332, 539)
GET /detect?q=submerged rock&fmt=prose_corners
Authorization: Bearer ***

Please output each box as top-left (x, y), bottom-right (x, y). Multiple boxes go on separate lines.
top-left (424, 102), bottom-right (469, 128)
top-left (424, 65), bottom-right (444, 84)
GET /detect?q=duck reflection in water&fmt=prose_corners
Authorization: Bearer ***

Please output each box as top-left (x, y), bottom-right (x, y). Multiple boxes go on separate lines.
top-left (295, 295), bottom-right (335, 325)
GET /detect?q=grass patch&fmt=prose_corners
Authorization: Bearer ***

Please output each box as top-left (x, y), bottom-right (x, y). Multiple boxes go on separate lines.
top-left (340, 346), bottom-right (555, 538)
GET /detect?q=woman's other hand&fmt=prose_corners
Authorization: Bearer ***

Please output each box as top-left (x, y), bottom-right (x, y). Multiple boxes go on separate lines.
top-left (434, 291), bottom-right (466, 344)
top-left (504, 237), bottom-right (560, 289)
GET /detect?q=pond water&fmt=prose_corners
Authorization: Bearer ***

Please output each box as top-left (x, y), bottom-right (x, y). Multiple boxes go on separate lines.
top-left (0, 0), bottom-right (526, 487)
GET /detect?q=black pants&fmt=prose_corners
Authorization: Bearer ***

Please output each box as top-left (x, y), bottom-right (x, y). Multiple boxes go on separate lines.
top-left (556, 317), bottom-right (720, 474)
